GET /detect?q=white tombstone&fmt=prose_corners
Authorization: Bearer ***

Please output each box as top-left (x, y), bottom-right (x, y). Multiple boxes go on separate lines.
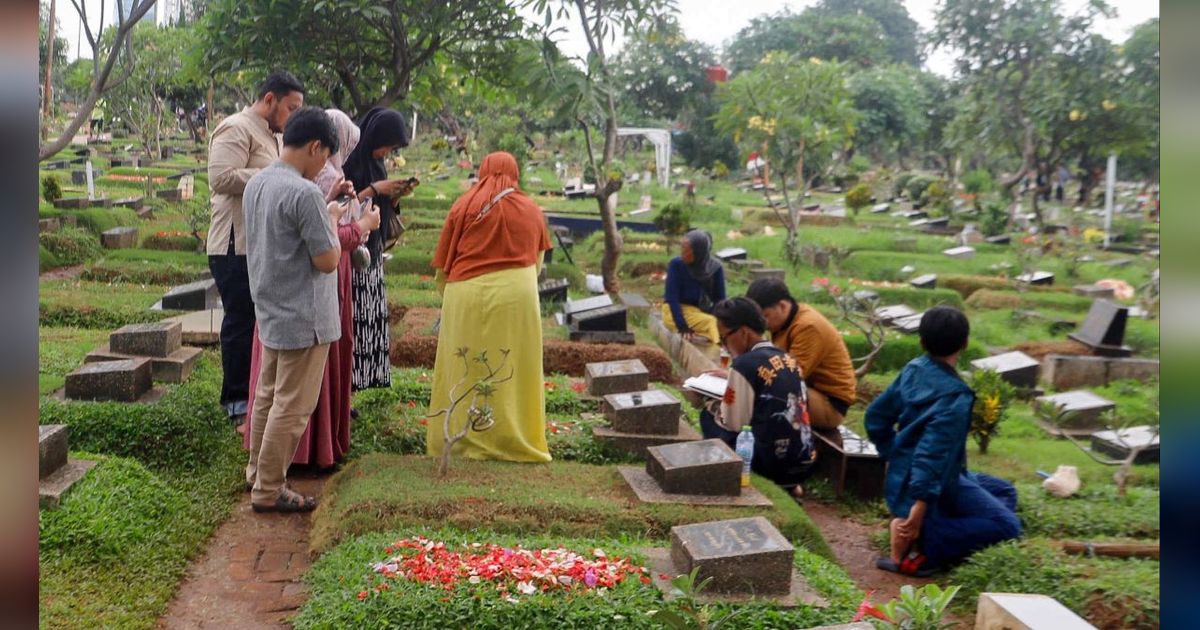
top-left (943, 246), bottom-right (976, 259)
top-left (975, 593), bottom-right (1096, 630)
top-left (85, 160), bottom-right (96, 200)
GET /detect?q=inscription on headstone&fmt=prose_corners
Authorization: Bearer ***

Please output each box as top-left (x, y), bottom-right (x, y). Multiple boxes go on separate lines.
top-left (669, 517), bottom-right (794, 595)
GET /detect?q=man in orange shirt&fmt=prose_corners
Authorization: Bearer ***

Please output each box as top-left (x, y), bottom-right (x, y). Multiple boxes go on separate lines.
top-left (747, 278), bottom-right (857, 430)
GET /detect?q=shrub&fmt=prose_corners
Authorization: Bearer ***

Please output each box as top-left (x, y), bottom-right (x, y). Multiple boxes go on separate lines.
top-left (920, 179), bottom-right (951, 214)
top-left (962, 169), bottom-right (995, 195)
top-left (39, 226), bottom-right (102, 267)
top-left (848, 154), bottom-right (871, 174)
top-left (906, 175), bottom-right (936, 203)
top-left (893, 172), bottom-right (915, 199)
top-left (710, 159), bottom-right (730, 179)
top-left (653, 202), bottom-right (691, 239)
top-left (845, 183), bottom-right (872, 217)
top-left (967, 368), bottom-right (1017, 454)
top-left (42, 174), bottom-right (63, 202)
top-left (980, 201), bottom-right (1009, 237)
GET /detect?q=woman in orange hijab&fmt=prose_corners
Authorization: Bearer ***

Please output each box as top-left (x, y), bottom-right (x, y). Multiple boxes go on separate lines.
top-left (427, 152), bottom-right (553, 463)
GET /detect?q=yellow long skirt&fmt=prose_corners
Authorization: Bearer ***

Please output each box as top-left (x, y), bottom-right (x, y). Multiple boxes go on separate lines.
top-left (660, 303), bottom-right (720, 344)
top-left (427, 265), bottom-right (551, 463)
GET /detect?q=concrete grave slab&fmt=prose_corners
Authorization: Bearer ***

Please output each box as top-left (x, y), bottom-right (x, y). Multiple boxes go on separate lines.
top-left (1068, 299), bottom-right (1133, 357)
top-left (85, 344), bottom-right (202, 383)
top-left (646, 439), bottom-right (743, 496)
top-left (943, 246), bottom-right (976, 259)
top-left (592, 418), bottom-right (702, 458)
top-left (1034, 390), bottom-right (1116, 435)
top-left (603, 389), bottom-right (682, 435)
top-left (109, 321), bottom-right (182, 357)
top-left (669, 517), bottom-right (794, 595)
top-left (618, 466), bottom-right (773, 507)
top-left (64, 358), bottom-right (152, 402)
top-left (585, 359), bottom-right (649, 396)
top-left (160, 308), bottom-right (222, 345)
top-left (101, 227), bottom-right (138, 249)
top-left (910, 274), bottom-right (937, 289)
top-left (1090, 426), bottom-right (1159, 464)
top-left (971, 351), bottom-right (1041, 389)
top-left (975, 593), bottom-right (1096, 630)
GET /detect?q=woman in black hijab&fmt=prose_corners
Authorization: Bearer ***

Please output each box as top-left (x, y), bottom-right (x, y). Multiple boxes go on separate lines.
top-left (343, 107), bottom-right (411, 391)
top-left (661, 228), bottom-right (726, 344)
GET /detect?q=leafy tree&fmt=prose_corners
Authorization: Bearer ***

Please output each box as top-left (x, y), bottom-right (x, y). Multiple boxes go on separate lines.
top-left (932, 0), bottom-right (1111, 220)
top-left (39, 2), bottom-right (68, 88)
top-left (674, 92), bottom-right (740, 172)
top-left (200, 0), bottom-right (525, 116)
top-left (715, 54), bottom-right (857, 262)
top-left (39, 0), bottom-right (159, 161)
top-left (524, 0), bottom-right (677, 294)
top-left (725, 8), bottom-right (889, 72)
top-left (613, 17), bottom-right (715, 122)
top-left (810, 0), bottom-right (922, 66)
top-left (1114, 18), bottom-right (1159, 183)
top-left (846, 64), bottom-right (929, 165)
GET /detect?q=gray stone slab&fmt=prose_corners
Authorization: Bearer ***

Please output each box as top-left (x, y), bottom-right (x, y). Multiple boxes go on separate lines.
top-left (892, 312), bottom-right (925, 333)
top-left (1015, 271), bottom-right (1055, 286)
top-left (39, 458), bottom-right (98, 509)
top-left (53, 197), bottom-right (91, 209)
top-left (975, 592), bottom-right (1096, 630)
top-left (109, 321), bottom-right (182, 357)
top-left (985, 234), bottom-right (1011, 245)
top-left (715, 247), bottom-right (748, 261)
top-left (943, 246), bottom-right (976, 259)
top-left (910, 273), bottom-right (937, 289)
top-left (101, 226), bottom-right (138, 249)
top-left (569, 328), bottom-right (636, 344)
top-left (644, 547), bottom-right (826, 607)
top-left (618, 292), bottom-right (652, 311)
top-left (592, 418), bottom-right (702, 458)
top-left (574, 304), bottom-right (627, 331)
top-left (750, 268), bottom-right (786, 283)
top-left (900, 210), bottom-right (927, 219)
top-left (1035, 390), bottom-right (1116, 431)
top-left (160, 308), bottom-right (222, 344)
top-left (38, 218), bottom-right (61, 234)
top-left (875, 304), bottom-right (917, 323)
top-left (1068, 299), bottom-right (1132, 357)
top-left (604, 389), bottom-right (682, 435)
top-left (161, 279), bottom-right (221, 311)
top-left (565, 294), bottom-right (614, 318)
top-left (618, 466), bottom-right (773, 507)
top-left (670, 516), bottom-right (794, 595)
top-left (39, 424), bottom-right (69, 479)
top-left (1073, 284), bottom-right (1115, 299)
top-left (85, 344), bottom-right (202, 383)
top-left (64, 358), bottom-right (152, 402)
top-left (971, 351), bottom-right (1041, 389)
top-left (585, 359), bottom-right (649, 396)
top-left (727, 259), bottom-right (765, 269)
top-left (870, 203), bottom-right (890, 213)
top-left (1090, 426), bottom-right (1159, 464)
top-left (646, 439), bottom-right (743, 496)
top-left (538, 278), bottom-right (569, 304)
top-left (1105, 356), bottom-right (1159, 382)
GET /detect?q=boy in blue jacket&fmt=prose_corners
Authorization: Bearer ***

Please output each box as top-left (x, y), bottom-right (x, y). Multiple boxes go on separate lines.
top-left (866, 306), bottom-right (1022, 576)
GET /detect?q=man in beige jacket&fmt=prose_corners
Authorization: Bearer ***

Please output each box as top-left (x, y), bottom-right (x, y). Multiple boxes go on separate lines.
top-left (207, 70), bottom-right (305, 424)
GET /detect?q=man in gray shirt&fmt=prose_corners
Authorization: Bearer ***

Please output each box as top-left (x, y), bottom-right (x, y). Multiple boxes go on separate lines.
top-left (243, 107), bottom-right (349, 513)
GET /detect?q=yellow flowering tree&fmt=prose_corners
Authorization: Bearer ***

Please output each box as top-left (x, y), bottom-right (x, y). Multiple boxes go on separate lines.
top-left (714, 53), bottom-right (857, 264)
top-left (968, 368), bottom-right (1016, 454)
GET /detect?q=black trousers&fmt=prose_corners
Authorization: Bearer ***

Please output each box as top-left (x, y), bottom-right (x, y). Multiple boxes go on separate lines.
top-left (209, 240), bottom-right (255, 416)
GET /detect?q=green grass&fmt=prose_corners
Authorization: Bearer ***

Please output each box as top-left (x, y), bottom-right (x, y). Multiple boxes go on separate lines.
top-left (38, 327), bottom-right (111, 394)
top-left (80, 248), bottom-right (210, 285)
top-left (309, 453), bottom-right (834, 562)
top-left (40, 279), bottom-right (178, 329)
top-left (295, 527), bottom-right (860, 630)
top-left (38, 353), bottom-right (244, 629)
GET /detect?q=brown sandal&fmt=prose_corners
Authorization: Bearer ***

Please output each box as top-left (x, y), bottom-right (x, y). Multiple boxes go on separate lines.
top-left (252, 487), bottom-right (317, 513)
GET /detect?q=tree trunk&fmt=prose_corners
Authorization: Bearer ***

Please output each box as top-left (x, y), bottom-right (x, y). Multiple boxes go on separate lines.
top-left (42, 0), bottom-right (58, 141)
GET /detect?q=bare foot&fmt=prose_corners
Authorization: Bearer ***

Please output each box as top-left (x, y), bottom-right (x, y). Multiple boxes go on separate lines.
top-left (790, 485), bottom-right (804, 498)
top-left (889, 518), bottom-right (914, 563)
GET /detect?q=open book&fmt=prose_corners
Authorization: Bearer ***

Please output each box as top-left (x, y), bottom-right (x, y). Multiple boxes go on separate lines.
top-left (682, 373), bottom-right (728, 400)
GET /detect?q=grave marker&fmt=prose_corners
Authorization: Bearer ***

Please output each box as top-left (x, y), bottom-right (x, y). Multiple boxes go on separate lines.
top-left (603, 389), bottom-right (681, 435)
top-left (812, 426), bottom-right (885, 498)
top-left (1068, 299), bottom-right (1133, 357)
top-left (573, 304), bottom-right (627, 331)
top-left (646, 439), bottom-right (742, 496)
top-left (537, 278), bottom-right (569, 304)
top-left (585, 359), bottom-right (649, 396)
top-left (875, 304), bottom-right (918, 323)
top-left (975, 593), bottom-right (1097, 630)
top-left (1073, 284), bottom-right (1115, 299)
top-left (750, 268), bottom-right (785, 283)
top-left (943, 246), bottom-right (976, 259)
top-left (985, 234), bottom-right (1012, 245)
top-left (39, 425), bottom-right (97, 509)
top-left (909, 273), bottom-right (937, 289)
top-left (1035, 390), bottom-right (1116, 434)
top-left (892, 312), bottom-right (925, 334)
top-left (669, 517), bottom-right (794, 595)
top-left (109, 322), bottom-right (182, 357)
top-left (1090, 426), bottom-right (1159, 464)
top-left (870, 203), bottom-right (890, 213)
top-left (64, 358), bottom-right (152, 402)
top-left (715, 247), bottom-right (748, 262)
top-left (101, 227), bottom-right (138, 249)
top-left (1015, 271), bottom-right (1055, 286)
top-left (971, 351), bottom-right (1040, 389)
top-left (161, 279), bottom-right (221, 311)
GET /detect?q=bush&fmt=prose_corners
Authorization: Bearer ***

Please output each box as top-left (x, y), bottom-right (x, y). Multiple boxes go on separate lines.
top-left (844, 183), bottom-right (872, 216)
top-left (967, 368), bottom-right (1017, 454)
top-left (893, 172), bottom-right (916, 198)
top-left (962, 169), bottom-right (995, 195)
top-left (710, 159), bottom-right (730, 179)
top-left (39, 226), bottom-right (102, 268)
top-left (980, 201), bottom-right (1009, 237)
top-left (141, 230), bottom-right (200, 251)
top-left (653, 202), bottom-right (691, 239)
top-left (848, 154), bottom-right (871, 174)
top-left (42, 174), bottom-right (63, 202)
top-left (920, 179), bottom-right (951, 213)
top-left (905, 175), bottom-right (936, 203)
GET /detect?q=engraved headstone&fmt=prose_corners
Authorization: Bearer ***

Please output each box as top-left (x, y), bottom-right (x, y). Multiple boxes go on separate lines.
top-left (875, 304), bottom-right (917, 323)
top-left (564, 294), bottom-right (614, 322)
top-left (538, 278), bottom-right (569, 304)
top-left (604, 389), bottom-right (681, 435)
top-left (971, 351), bottom-right (1040, 389)
top-left (1068, 299), bottom-right (1133, 357)
top-left (646, 439), bottom-right (743, 496)
top-left (585, 359), bottom-right (649, 396)
top-left (669, 517), bottom-right (794, 595)
top-left (1090, 426), bottom-right (1159, 464)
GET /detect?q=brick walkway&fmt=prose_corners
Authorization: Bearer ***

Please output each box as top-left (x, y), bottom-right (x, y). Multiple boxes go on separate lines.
top-left (157, 473), bottom-right (327, 629)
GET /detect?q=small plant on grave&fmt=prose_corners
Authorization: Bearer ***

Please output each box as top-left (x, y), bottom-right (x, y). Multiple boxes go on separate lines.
top-left (1032, 399), bottom-right (1158, 497)
top-left (845, 183), bottom-right (872, 221)
top-left (920, 180), bottom-right (952, 216)
top-left (710, 160), bottom-right (730, 179)
top-left (967, 369), bottom-right (1016, 454)
top-left (42, 174), bottom-right (63, 203)
top-left (181, 198), bottom-right (210, 250)
top-left (654, 202), bottom-right (692, 253)
top-left (870, 583), bottom-right (962, 630)
top-left (648, 568), bottom-right (747, 630)
top-left (427, 347), bottom-right (513, 477)
top-left (980, 201), bottom-right (1009, 237)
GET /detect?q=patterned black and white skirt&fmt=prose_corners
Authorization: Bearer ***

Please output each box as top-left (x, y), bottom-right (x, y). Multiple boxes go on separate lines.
top-left (351, 260), bottom-right (392, 391)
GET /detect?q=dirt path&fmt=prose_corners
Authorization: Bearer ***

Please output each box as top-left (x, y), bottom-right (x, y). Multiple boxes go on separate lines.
top-left (804, 500), bottom-right (935, 603)
top-left (39, 264), bottom-right (86, 281)
top-left (156, 473), bottom-right (328, 630)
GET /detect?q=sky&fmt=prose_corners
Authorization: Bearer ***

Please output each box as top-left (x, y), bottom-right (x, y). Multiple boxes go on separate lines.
top-left (52, 0), bottom-right (1159, 78)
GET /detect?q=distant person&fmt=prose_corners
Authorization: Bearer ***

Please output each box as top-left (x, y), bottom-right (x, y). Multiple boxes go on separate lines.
top-left (661, 229), bottom-right (726, 344)
top-left (207, 70), bottom-right (306, 426)
top-left (342, 107), bottom-right (413, 392)
top-left (1055, 164), bottom-right (1069, 202)
top-left (700, 297), bottom-right (816, 499)
top-left (866, 306), bottom-right (1022, 575)
top-left (746, 278), bottom-right (857, 430)
top-left (427, 151), bottom-right (553, 463)
top-left (242, 107), bottom-right (343, 513)
top-left (242, 110), bottom-right (380, 471)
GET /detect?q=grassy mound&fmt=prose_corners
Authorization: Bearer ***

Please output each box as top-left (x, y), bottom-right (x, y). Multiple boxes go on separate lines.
top-left (39, 279), bottom-right (178, 329)
top-left (295, 528), bottom-right (860, 630)
top-left (309, 454), bottom-right (834, 562)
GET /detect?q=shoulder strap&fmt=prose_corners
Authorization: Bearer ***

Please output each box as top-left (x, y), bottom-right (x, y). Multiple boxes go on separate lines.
top-left (472, 187), bottom-right (516, 223)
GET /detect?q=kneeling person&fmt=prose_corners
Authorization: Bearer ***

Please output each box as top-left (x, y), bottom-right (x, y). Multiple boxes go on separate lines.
top-left (866, 306), bottom-right (1022, 575)
top-left (699, 297), bottom-right (816, 498)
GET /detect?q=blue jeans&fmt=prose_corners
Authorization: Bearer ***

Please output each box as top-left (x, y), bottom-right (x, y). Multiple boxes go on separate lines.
top-left (920, 472), bottom-right (1022, 567)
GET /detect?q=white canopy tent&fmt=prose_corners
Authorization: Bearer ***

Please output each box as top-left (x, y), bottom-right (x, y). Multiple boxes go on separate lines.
top-left (616, 127), bottom-right (672, 188)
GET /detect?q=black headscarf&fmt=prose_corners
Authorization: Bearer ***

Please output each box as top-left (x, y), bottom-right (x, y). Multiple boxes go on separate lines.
top-left (343, 107), bottom-right (410, 262)
top-left (683, 229), bottom-right (722, 284)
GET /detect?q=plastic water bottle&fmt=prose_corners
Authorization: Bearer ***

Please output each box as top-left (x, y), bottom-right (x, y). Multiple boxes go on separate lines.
top-left (735, 427), bottom-right (754, 487)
